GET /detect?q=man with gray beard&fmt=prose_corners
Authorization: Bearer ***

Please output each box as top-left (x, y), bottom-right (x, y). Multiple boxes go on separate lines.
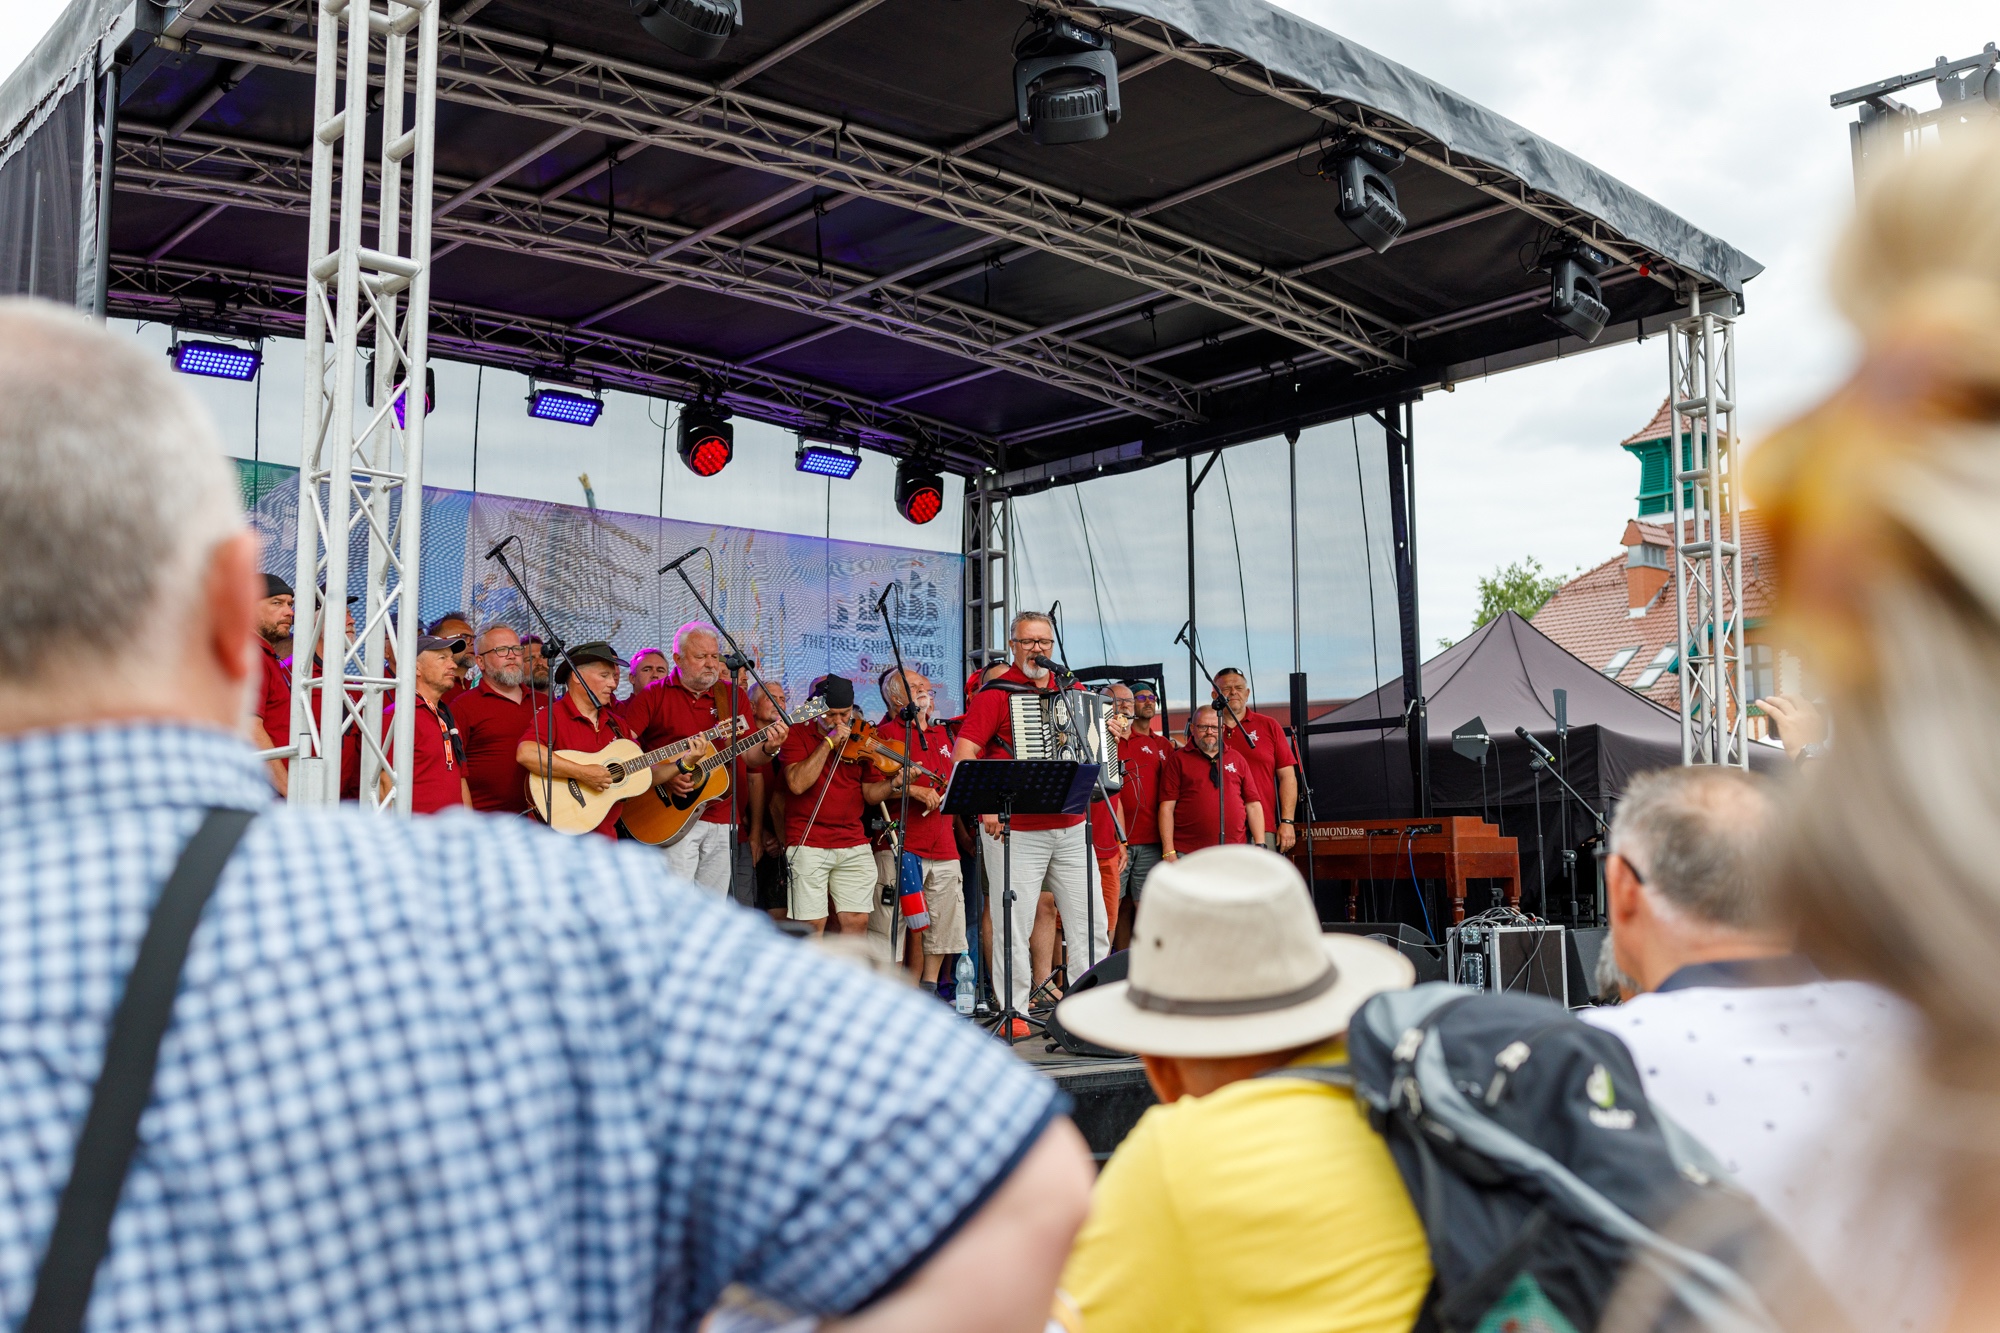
top-left (454, 623), bottom-right (545, 814)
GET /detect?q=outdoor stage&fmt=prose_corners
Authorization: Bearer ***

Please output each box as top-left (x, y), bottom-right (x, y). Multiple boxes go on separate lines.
top-left (1012, 1043), bottom-right (1154, 1161)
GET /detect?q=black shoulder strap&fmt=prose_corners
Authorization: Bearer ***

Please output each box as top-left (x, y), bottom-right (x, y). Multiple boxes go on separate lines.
top-left (22, 807), bottom-right (255, 1333)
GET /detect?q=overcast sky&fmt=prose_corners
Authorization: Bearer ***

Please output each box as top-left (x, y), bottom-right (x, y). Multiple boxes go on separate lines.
top-left (2, 0), bottom-right (1991, 656)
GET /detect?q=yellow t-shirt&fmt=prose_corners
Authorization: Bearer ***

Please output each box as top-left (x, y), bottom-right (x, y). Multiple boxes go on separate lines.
top-left (1057, 1040), bottom-right (1432, 1333)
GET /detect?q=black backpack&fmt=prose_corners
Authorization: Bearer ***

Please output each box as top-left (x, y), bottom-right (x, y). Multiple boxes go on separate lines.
top-left (1270, 984), bottom-right (1842, 1333)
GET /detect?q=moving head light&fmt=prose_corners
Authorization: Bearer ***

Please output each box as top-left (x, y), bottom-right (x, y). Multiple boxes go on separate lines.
top-left (1319, 136), bottom-right (1407, 253)
top-left (1546, 237), bottom-right (1612, 343)
top-left (1014, 18), bottom-right (1120, 146)
top-left (630, 0), bottom-right (741, 60)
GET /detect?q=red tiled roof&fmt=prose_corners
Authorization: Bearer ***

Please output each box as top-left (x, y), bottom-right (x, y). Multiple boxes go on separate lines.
top-left (1621, 398), bottom-right (1673, 446)
top-left (1530, 510), bottom-right (1777, 708)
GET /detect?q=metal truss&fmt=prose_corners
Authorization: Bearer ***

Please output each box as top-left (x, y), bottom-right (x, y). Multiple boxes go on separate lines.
top-left (180, 1), bottom-right (1412, 371)
top-left (288, 0), bottom-right (440, 813)
top-left (108, 257), bottom-right (997, 471)
top-left (1667, 293), bottom-right (1745, 767)
top-left (963, 474), bottom-right (1011, 676)
top-left (116, 125), bottom-right (1200, 424)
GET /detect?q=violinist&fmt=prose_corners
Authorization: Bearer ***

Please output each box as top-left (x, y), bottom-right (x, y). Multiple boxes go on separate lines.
top-left (776, 674), bottom-right (875, 935)
top-left (866, 667), bottom-right (963, 994)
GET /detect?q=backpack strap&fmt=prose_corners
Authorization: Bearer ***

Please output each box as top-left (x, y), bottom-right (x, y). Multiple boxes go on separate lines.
top-left (22, 807), bottom-right (256, 1333)
top-left (1254, 1062), bottom-right (1355, 1089)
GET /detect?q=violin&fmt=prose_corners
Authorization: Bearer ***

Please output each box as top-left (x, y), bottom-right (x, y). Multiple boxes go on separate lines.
top-left (826, 717), bottom-right (945, 787)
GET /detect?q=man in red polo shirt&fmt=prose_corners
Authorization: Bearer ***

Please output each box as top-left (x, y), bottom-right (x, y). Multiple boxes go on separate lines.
top-left (428, 612), bottom-right (477, 707)
top-left (1212, 667), bottom-right (1300, 853)
top-left (778, 675), bottom-right (873, 933)
top-left (952, 612), bottom-right (1109, 1029)
top-left (453, 624), bottom-right (543, 814)
top-left (615, 647), bottom-right (670, 726)
top-left (1113, 679), bottom-right (1176, 950)
top-left (248, 573), bottom-right (294, 794)
top-left (382, 633), bottom-right (472, 814)
top-left (514, 641), bottom-right (627, 838)
top-left (1159, 706), bottom-right (1265, 859)
top-left (867, 668), bottom-right (962, 991)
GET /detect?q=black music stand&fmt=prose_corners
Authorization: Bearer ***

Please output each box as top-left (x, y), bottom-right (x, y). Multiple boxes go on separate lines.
top-left (944, 758), bottom-right (1096, 1045)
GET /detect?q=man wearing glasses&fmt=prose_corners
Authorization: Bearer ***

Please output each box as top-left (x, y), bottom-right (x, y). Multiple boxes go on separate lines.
top-left (953, 613), bottom-right (1110, 1032)
top-left (452, 624), bottom-right (545, 814)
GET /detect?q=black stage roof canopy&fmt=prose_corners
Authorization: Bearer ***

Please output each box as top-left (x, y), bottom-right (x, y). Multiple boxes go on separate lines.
top-left (3, 0), bottom-right (1760, 488)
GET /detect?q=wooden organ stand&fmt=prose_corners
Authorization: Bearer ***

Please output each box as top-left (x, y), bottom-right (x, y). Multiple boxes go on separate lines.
top-left (1290, 817), bottom-right (1521, 927)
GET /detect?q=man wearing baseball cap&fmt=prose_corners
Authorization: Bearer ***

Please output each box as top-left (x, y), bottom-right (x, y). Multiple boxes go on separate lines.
top-left (381, 632), bottom-right (472, 814)
top-left (1052, 845), bottom-right (1432, 1332)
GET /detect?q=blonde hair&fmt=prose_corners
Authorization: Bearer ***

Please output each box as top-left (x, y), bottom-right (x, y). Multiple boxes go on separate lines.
top-left (1755, 127), bottom-right (2000, 1109)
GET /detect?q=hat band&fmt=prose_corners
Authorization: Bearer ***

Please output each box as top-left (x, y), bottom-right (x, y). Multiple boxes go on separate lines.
top-left (1126, 961), bottom-right (1339, 1016)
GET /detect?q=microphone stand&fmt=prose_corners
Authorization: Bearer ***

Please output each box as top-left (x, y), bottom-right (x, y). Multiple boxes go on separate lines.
top-left (486, 537), bottom-right (605, 828)
top-left (1040, 603), bottom-right (1105, 975)
top-left (1176, 621), bottom-right (1252, 850)
top-left (879, 583), bottom-right (919, 973)
top-left (660, 547), bottom-right (789, 898)
top-left (1515, 726), bottom-right (1608, 923)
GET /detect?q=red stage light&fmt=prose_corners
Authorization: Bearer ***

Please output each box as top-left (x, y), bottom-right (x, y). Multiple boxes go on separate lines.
top-left (677, 411), bottom-right (734, 477)
top-left (686, 432), bottom-right (731, 476)
top-left (896, 459), bottom-right (946, 524)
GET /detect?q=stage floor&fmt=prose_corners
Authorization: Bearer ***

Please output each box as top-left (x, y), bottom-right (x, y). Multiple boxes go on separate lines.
top-left (1009, 1042), bottom-right (1154, 1161)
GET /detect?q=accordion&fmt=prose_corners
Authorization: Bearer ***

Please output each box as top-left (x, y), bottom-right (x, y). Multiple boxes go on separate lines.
top-left (1007, 689), bottom-right (1123, 794)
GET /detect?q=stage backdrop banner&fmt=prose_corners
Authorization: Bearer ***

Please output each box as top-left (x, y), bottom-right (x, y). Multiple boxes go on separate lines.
top-left (237, 461), bottom-right (966, 717)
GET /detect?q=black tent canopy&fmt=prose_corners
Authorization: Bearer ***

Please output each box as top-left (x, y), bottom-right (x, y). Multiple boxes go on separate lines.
top-left (1, 0), bottom-right (1759, 483)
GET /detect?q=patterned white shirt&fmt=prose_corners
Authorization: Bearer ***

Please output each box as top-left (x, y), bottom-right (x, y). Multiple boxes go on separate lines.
top-left (0, 723), bottom-right (1060, 1330)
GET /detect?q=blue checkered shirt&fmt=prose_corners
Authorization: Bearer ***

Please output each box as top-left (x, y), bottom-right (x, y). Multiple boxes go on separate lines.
top-left (0, 724), bottom-right (1060, 1330)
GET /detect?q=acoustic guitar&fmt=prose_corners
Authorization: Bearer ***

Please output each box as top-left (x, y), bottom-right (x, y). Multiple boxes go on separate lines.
top-left (620, 699), bottom-right (829, 847)
top-left (525, 716), bottom-right (744, 836)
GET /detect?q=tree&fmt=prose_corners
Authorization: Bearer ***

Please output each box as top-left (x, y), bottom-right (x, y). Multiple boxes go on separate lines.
top-left (1472, 557), bottom-right (1568, 631)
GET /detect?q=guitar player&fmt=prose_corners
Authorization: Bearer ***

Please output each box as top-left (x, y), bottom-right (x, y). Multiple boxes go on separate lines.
top-left (514, 641), bottom-right (628, 839)
top-left (622, 621), bottom-right (787, 895)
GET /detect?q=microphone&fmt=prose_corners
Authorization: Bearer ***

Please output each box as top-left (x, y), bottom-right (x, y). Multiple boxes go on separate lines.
top-left (657, 546), bottom-right (705, 575)
top-left (484, 535), bottom-right (515, 561)
top-left (1032, 654), bottom-right (1070, 676)
top-left (1514, 726), bottom-right (1556, 762)
top-left (1172, 620), bottom-right (1191, 648)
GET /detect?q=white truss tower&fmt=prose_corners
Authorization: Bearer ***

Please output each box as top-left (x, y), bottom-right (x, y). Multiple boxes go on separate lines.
top-left (287, 0), bottom-right (440, 810)
top-left (963, 474), bottom-right (1011, 674)
top-left (1667, 292), bottom-right (1747, 768)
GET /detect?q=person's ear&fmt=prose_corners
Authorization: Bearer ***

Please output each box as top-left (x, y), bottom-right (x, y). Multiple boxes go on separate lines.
top-left (1138, 1053), bottom-right (1188, 1104)
top-left (206, 529), bottom-right (261, 687)
top-left (1606, 852), bottom-right (1643, 930)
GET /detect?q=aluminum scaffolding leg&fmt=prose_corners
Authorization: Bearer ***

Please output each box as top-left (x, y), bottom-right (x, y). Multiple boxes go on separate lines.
top-left (289, 0), bottom-right (440, 811)
top-left (964, 474), bottom-right (1011, 676)
top-left (1667, 290), bottom-right (1746, 768)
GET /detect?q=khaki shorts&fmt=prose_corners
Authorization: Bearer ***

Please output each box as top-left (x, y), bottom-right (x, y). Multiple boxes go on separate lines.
top-left (788, 843), bottom-right (876, 920)
top-left (872, 850), bottom-right (969, 955)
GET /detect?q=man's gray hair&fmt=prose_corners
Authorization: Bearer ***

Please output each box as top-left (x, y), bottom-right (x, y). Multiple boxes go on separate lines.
top-left (1009, 611), bottom-right (1052, 640)
top-left (1608, 766), bottom-right (1777, 930)
top-left (0, 301), bottom-right (241, 683)
top-left (629, 646), bottom-right (667, 671)
top-left (672, 621), bottom-right (718, 656)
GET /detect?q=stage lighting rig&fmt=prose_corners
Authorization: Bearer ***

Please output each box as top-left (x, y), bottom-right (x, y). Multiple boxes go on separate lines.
top-left (527, 379), bottom-right (604, 426)
top-left (630, 0), bottom-right (741, 59)
top-left (1013, 17), bottom-right (1121, 146)
top-left (895, 457), bottom-right (945, 525)
top-left (796, 436), bottom-right (862, 479)
top-left (677, 406), bottom-right (734, 477)
top-left (1544, 236), bottom-right (1611, 343)
top-left (1318, 136), bottom-right (1407, 253)
top-left (168, 336), bottom-right (261, 381)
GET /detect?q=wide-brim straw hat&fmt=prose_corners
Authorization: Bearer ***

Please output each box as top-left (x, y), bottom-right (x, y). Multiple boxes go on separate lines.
top-left (1057, 845), bottom-right (1413, 1059)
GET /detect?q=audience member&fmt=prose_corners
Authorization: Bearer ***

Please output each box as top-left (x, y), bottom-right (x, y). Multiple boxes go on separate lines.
top-left (1158, 705), bottom-right (1263, 858)
top-left (869, 669), bottom-right (963, 992)
top-left (1114, 679), bottom-right (1174, 950)
top-left (1053, 846), bottom-right (1428, 1331)
top-left (249, 572), bottom-right (294, 793)
top-left (1749, 127), bottom-right (2000, 1331)
top-left (382, 632), bottom-right (471, 813)
top-left (453, 624), bottom-right (542, 814)
top-left (0, 300), bottom-right (1089, 1330)
top-left (777, 676), bottom-right (874, 935)
top-left (515, 641), bottom-right (627, 838)
top-left (1212, 668), bottom-right (1300, 852)
top-left (1581, 766), bottom-right (1936, 1330)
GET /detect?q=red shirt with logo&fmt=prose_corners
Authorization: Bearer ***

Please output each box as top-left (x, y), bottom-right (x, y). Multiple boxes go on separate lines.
top-left (776, 721), bottom-right (869, 849)
top-left (624, 669), bottom-right (753, 827)
top-left (1117, 732), bottom-right (1174, 846)
top-left (1161, 744), bottom-right (1254, 851)
top-left (453, 679), bottom-right (545, 814)
top-left (1222, 708), bottom-right (1297, 823)
top-left (518, 691), bottom-right (627, 838)
top-left (953, 667), bottom-right (1087, 833)
top-left (256, 639), bottom-right (291, 746)
top-left (874, 717), bottom-right (957, 860)
top-left (384, 692), bottom-right (466, 815)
